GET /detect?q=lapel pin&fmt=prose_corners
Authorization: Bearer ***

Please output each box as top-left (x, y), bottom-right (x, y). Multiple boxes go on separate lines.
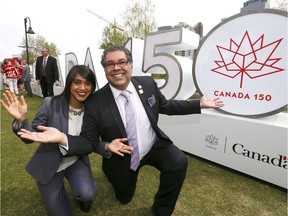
top-left (138, 85), bottom-right (143, 94)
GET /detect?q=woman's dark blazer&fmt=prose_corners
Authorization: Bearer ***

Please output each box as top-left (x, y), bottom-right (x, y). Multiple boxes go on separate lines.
top-left (13, 97), bottom-right (91, 185)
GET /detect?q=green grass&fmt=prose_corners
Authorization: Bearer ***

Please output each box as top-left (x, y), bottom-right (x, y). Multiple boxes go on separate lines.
top-left (1, 91), bottom-right (287, 216)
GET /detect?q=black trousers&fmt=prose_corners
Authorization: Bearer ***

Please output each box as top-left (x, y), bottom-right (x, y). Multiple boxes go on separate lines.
top-left (40, 77), bottom-right (54, 97)
top-left (114, 142), bottom-right (188, 216)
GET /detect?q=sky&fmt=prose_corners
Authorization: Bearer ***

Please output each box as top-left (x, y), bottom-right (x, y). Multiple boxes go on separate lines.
top-left (0, 0), bottom-right (277, 61)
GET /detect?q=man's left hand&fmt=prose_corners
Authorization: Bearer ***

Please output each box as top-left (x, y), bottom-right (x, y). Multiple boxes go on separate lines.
top-left (200, 94), bottom-right (224, 108)
top-left (55, 80), bottom-right (61, 86)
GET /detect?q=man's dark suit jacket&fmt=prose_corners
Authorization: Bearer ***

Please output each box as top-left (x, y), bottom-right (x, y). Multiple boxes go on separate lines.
top-left (35, 55), bottom-right (59, 84)
top-left (67, 76), bottom-right (201, 191)
top-left (13, 97), bottom-right (90, 185)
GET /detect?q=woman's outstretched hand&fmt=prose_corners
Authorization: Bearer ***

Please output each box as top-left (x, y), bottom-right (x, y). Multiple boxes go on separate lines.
top-left (0, 90), bottom-right (28, 124)
top-left (17, 126), bottom-right (67, 145)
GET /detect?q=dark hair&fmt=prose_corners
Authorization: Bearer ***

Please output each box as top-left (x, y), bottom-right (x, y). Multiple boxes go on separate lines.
top-left (51, 65), bottom-right (96, 117)
top-left (100, 45), bottom-right (133, 68)
top-left (3, 59), bottom-right (9, 65)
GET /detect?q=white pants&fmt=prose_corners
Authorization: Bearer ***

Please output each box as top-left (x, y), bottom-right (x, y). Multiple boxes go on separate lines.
top-left (6, 78), bottom-right (19, 94)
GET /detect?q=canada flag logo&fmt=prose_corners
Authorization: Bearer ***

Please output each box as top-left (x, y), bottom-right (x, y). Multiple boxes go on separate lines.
top-left (193, 11), bottom-right (287, 117)
top-left (211, 31), bottom-right (284, 88)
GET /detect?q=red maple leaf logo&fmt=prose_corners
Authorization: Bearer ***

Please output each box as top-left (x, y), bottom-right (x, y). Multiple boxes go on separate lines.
top-left (211, 31), bottom-right (284, 88)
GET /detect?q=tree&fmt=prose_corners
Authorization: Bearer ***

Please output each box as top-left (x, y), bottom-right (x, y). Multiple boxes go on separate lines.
top-left (99, 26), bottom-right (128, 49)
top-left (274, 0), bottom-right (288, 11)
top-left (21, 34), bottom-right (60, 65)
top-left (121, 0), bottom-right (157, 39)
top-left (99, 0), bottom-right (157, 48)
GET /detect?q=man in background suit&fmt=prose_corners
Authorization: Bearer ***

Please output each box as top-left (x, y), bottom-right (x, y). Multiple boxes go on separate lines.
top-left (35, 47), bottom-right (60, 97)
top-left (21, 59), bottom-right (33, 97)
top-left (19, 46), bottom-right (224, 216)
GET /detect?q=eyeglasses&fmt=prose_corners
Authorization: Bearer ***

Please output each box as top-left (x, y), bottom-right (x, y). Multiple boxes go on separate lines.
top-left (105, 60), bottom-right (128, 69)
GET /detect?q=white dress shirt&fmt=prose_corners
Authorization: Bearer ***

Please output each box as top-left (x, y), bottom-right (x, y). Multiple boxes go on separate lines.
top-left (110, 82), bottom-right (156, 160)
top-left (57, 110), bottom-right (82, 172)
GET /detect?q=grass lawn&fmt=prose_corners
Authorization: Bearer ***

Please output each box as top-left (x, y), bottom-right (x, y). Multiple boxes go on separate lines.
top-left (1, 92), bottom-right (287, 216)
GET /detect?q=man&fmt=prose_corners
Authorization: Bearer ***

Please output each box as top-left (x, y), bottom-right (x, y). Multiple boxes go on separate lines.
top-left (18, 45), bottom-right (224, 216)
top-left (35, 47), bottom-right (60, 97)
top-left (15, 61), bottom-right (24, 94)
top-left (21, 59), bottom-right (33, 97)
top-left (78, 46), bottom-right (223, 216)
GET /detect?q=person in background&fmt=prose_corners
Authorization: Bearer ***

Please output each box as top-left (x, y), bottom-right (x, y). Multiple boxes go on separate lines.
top-left (21, 59), bottom-right (33, 97)
top-left (15, 61), bottom-right (24, 95)
top-left (1, 59), bottom-right (19, 95)
top-left (35, 47), bottom-right (60, 97)
top-left (17, 46), bottom-right (224, 216)
top-left (0, 65), bottom-right (99, 216)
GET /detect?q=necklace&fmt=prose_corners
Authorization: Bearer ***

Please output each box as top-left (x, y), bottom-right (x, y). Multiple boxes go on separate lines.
top-left (69, 106), bottom-right (84, 116)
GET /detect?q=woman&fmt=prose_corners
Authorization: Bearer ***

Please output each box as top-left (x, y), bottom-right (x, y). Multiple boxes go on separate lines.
top-left (0, 65), bottom-right (97, 216)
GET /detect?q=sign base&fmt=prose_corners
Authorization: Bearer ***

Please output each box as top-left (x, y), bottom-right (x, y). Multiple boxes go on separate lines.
top-left (159, 110), bottom-right (287, 188)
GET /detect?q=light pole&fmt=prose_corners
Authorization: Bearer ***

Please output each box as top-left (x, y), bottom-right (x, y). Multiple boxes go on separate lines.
top-left (24, 17), bottom-right (35, 65)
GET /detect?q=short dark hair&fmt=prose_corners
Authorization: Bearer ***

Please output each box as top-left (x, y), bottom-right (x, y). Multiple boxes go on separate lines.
top-left (100, 45), bottom-right (133, 68)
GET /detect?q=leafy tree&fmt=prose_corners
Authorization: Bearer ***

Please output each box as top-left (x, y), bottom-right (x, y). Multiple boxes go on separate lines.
top-left (274, 0), bottom-right (288, 11)
top-left (99, 0), bottom-right (157, 48)
top-left (121, 0), bottom-right (157, 39)
top-left (99, 26), bottom-right (128, 49)
top-left (21, 34), bottom-right (60, 65)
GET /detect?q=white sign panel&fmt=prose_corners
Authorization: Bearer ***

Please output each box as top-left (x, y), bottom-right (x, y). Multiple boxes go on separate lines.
top-left (159, 110), bottom-right (287, 188)
top-left (194, 10), bottom-right (287, 117)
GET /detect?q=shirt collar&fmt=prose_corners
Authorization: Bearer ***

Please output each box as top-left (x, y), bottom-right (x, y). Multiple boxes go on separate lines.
top-left (109, 82), bottom-right (135, 100)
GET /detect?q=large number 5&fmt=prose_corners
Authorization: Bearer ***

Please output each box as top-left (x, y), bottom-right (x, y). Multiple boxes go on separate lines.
top-left (142, 27), bottom-right (199, 99)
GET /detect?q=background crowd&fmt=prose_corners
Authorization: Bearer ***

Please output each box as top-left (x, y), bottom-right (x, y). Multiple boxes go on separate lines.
top-left (1, 58), bottom-right (32, 97)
